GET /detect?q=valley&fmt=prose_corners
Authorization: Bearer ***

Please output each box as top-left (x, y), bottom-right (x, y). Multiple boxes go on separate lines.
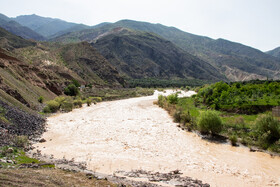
top-left (33, 91), bottom-right (280, 186)
top-left (0, 11), bottom-right (280, 187)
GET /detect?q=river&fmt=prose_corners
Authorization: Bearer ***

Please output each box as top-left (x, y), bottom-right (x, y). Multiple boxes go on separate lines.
top-left (33, 91), bottom-right (280, 186)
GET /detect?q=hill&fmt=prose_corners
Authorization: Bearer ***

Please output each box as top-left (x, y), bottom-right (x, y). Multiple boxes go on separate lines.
top-left (13, 14), bottom-right (90, 38)
top-left (92, 28), bottom-right (225, 81)
top-left (0, 13), bottom-right (44, 41)
top-left (53, 19), bottom-right (280, 81)
top-left (267, 46), bottom-right (280, 58)
top-left (0, 28), bottom-right (124, 112)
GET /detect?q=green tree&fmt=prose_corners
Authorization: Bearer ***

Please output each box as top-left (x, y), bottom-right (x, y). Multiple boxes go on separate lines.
top-left (64, 84), bottom-right (79, 96)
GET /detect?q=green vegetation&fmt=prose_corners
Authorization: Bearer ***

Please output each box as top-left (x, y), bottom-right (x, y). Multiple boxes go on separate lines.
top-left (44, 100), bottom-right (60, 113)
top-left (0, 146), bottom-right (55, 169)
top-left (83, 87), bottom-right (154, 101)
top-left (64, 84), bottom-right (80, 96)
top-left (127, 78), bottom-right (212, 88)
top-left (254, 114), bottom-right (280, 151)
top-left (157, 82), bottom-right (280, 153)
top-left (198, 111), bottom-right (223, 135)
top-left (196, 80), bottom-right (280, 113)
top-left (38, 96), bottom-right (44, 103)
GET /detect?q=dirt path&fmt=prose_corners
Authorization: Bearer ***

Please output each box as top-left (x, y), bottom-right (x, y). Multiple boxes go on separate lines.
top-left (34, 91), bottom-right (280, 186)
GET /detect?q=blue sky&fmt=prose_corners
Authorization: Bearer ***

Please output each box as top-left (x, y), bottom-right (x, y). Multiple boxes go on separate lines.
top-left (0, 0), bottom-right (279, 51)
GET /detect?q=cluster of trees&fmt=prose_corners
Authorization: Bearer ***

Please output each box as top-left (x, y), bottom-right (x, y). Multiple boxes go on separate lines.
top-left (196, 81), bottom-right (280, 112)
top-left (127, 78), bottom-right (211, 88)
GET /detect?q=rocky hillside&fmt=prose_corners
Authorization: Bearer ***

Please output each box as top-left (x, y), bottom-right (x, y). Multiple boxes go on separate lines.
top-left (13, 14), bottom-right (90, 38)
top-left (92, 28), bottom-right (225, 81)
top-left (0, 27), bottom-right (124, 112)
top-left (267, 46), bottom-right (280, 58)
top-left (59, 42), bottom-right (125, 87)
top-left (53, 19), bottom-right (280, 81)
top-left (0, 99), bottom-right (45, 146)
top-left (0, 13), bottom-right (45, 41)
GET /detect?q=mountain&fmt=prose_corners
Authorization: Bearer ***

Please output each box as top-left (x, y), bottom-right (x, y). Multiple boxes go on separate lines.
top-left (267, 47), bottom-right (280, 58)
top-left (13, 14), bottom-right (90, 38)
top-left (0, 27), bottom-right (124, 112)
top-left (92, 28), bottom-right (225, 81)
top-left (0, 13), bottom-right (45, 41)
top-left (53, 19), bottom-right (280, 81)
top-left (0, 27), bottom-right (36, 50)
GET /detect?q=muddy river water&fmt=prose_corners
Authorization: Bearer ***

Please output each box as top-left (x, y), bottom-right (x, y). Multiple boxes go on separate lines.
top-left (34, 91), bottom-right (280, 186)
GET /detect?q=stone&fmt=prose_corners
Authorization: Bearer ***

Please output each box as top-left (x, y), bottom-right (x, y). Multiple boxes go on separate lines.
top-left (39, 138), bottom-right (46, 143)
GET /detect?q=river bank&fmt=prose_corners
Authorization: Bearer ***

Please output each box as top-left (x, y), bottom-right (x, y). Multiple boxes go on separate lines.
top-left (32, 91), bottom-right (280, 186)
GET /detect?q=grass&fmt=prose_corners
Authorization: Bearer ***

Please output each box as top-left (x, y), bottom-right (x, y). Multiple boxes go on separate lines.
top-left (0, 168), bottom-right (116, 187)
top-left (157, 95), bottom-right (280, 153)
top-left (0, 146), bottom-right (55, 169)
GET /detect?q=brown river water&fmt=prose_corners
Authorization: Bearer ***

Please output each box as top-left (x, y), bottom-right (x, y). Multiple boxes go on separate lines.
top-left (33, 91), bottom-right (280, 186)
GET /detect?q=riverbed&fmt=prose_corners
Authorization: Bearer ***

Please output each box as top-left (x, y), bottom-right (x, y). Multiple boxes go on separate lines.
top-left (33, 91), bottom-right (280, 186)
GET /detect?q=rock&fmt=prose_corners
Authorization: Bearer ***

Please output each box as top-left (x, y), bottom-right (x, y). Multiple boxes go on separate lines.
top-left (0, 159), bottom-right (7, 163)
top-left (6, 147), bottom-right (14, 153)
top-left (39, 138), bottom-right (46, 143)
top-left (6, 160), bottom-right (14, 164)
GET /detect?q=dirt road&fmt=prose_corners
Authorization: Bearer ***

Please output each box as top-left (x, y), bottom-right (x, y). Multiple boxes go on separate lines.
top-left (34, 91), bottom-right (280, 186)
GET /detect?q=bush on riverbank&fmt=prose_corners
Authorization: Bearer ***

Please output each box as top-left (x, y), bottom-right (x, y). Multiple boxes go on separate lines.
top-left (198, 111), bottom-right (223, 135)
top-left (254, 114), bottom-right (280, 150)
top-left (197, 80), bottom-right (280, 114)
top-left (157, 93), bottom-right (280, 153)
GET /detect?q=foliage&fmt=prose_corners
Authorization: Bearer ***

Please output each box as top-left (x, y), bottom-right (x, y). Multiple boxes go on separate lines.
top-left (13, 135), bottom-right (29, 148)
top-left (45, 100), bottom-right (60, 113)
top-left (64, 84), bottom-right (79, 96)
top-left (198, 110), bottom-right (223, 135)
top-left (157, 89), bottom-right (280, 153)
top-left (90, 97), bottom-right (102, 102)
top-left (60, 97), bottom-right (73, 112)
top-left (38, 96), bottom-right (44, 103)
top-left (86, 98), bottom-right (92, 106)
top-left (229, 135), bottom-right (238, 146)
top-left (254, 114), bottom-right (280, 147)
top-left (197, 80), bottom-right (280, 114)
top-left (127, 78), bottom-right (212, 88)
top-left (167, 93), bottom-right (178, 104)
top-left (73, 99), bottom-right (83, 108)
top-left (72, 79), bottom-right (81, 88)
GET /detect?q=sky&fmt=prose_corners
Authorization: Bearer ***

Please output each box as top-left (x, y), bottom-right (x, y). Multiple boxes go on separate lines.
top-left (0, 0), bottom-right (279, 51)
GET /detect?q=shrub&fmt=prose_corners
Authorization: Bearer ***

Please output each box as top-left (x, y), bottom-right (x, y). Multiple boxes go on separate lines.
top-left (60, 98), bottom-right (73, 112)
top-left (73, 99), bottom-right (83, 108)
top-left (167, 93), bottom-right (178, 104)
top-left (86, 98), bottom-right (92, 106)
top-left (45, 100), bottom-right (60, 113)
top-left (13, 135), bottom-right (29, 148)
top-left (173, 108), bottom-right (182, 123)
top-left (254, 114), bottom-right (280, 145)
top-left (229, 135), bottom-right (238, 146)
top-left (43, 106), bottom-right (51, 113)
top-left (72, 79), bottom-right (81, 87)
top-left (180, 110), bottom-right (191, 124)
top-left (90, 97), bottom-right (102, 102)
top-left (54, 96), bottom-right (66, 104)
top-left (158, 95), bottom-right (166, 108)
top-left (198, 110), bottom-right (223, 135)
top-left (38, 96), bottom-right (44, 103)
top-left (64, 84), bottom-right (79, 96)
